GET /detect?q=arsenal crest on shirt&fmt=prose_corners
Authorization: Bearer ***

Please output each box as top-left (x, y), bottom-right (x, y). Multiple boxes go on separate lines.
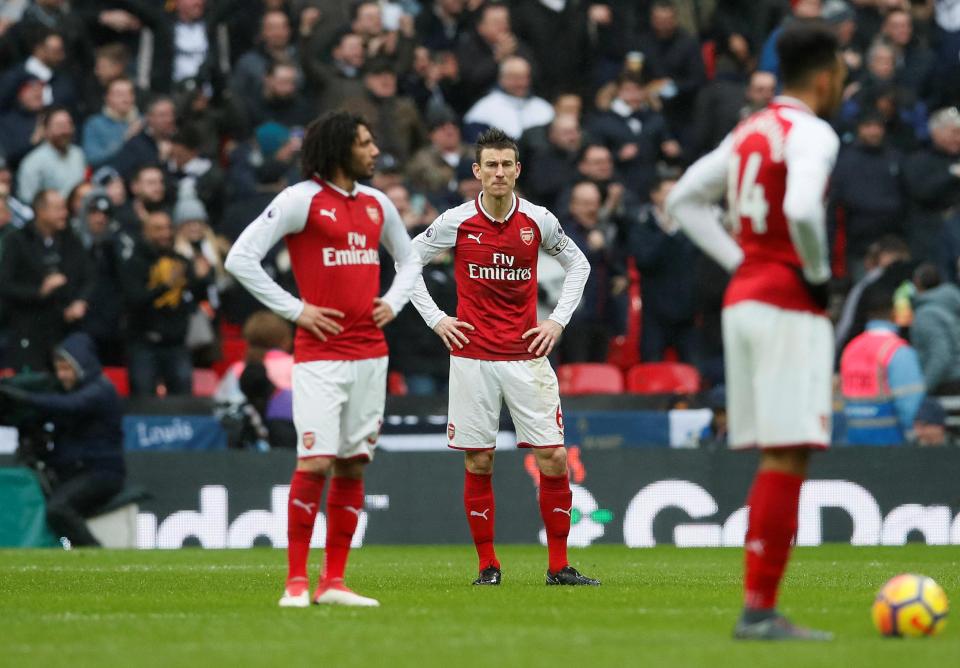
top-left (520, 227), bottom-right (535, 245)
top-left (366, 206), bottom-right (381, 224)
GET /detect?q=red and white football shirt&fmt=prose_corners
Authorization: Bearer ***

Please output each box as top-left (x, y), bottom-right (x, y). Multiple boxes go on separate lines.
top-left (225, 179), bottom-right (421, 363)
top-left (667, 96), bottom-right (840, 315)
top-left (410, 193), bottom-right (590, 361)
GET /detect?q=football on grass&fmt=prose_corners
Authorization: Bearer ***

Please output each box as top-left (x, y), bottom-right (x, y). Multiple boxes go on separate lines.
top-left (872, 573), bottom-right (949, 637)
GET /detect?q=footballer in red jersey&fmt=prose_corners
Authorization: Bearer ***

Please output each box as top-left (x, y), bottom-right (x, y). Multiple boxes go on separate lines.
top-left (226, 112), bottom-right (422, 608)
top-left (410, 128), bottom-right (599, 586)
top-left (667, 24), bottom-right (846, 640)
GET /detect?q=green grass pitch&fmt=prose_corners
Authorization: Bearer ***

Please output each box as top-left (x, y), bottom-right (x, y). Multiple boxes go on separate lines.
top-left (1, 545), bottom-right (958, 668)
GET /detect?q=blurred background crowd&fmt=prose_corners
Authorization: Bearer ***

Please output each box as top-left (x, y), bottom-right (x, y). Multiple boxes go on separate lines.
top-left (0, 0), bottom-right (958, 434)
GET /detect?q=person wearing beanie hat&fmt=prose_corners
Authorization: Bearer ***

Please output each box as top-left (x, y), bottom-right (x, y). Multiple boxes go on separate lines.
top-left (173, 197), bottom-right (208, 226)
top-left (255, 121), bottom-right (292, 160)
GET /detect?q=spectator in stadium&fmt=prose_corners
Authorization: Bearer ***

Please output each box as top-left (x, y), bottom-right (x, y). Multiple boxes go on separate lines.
top-left (74, 188), bottom-right (131, 366)
top-left (230, 10), bottom-right (302, 107)
top-left (911, 397), bottom-right (952, 446)
top-left (629, 176), bottom-right (700, 363)
top-left (0, 332), bottom-right (125, 548)
top-left (342, 57), bottom-right (426, 165)
top-left (164, 124), bottom-right (225, 216)
top-left (416, 0), bottom-right (469, 52)
top-left (518, 91), bottom-right (584, 158)
top-left (173, 196), bottom-right (228, 300)
top-left (306, 30), bottom-right (366, 114)
top-left (0, 189), bottom-right (92, 372)
top-left (242, 60), bottom-right (314, 133)
top-left (828, 111), bottom-right (905, 281)
top-left (456, 3), bottom-right (533, 104)
top-left (757, 0), bottom-right (822, 78)
top-left (841, 283), bottom-right (925, 446)
top-left (405, 106), bottom-right (471, 206)
top-left (557, 144), bottom-right (638, 240)
top-left (691, 70), bottom-right (777, 159)
top-left (0, 72), bottom-right (45, 169)
top-left (910, 263), bottom-right (960, 395)
top-left (903, 107), bottom-right (960, 275)
top-left (132, 0), bottom-right (231, 93)
top-left (631, 0), bottom-right (706, 142)
top-left (557, 180), bottom-right (626, 363)
top-left (463, 55), bottom-right (553, 141)
top-left (81, 77), bottom-right (141, 168)
top-left (215, 309), bottom-right (294, 405)
top-left (80, 43), bottom-right (130, 120)
top-left (400, 45), bottom-right (467, 118)
top-left (587, 70), bottom-right (681, 198)
top-left (0, 155), bottom-right (32, 227)
top-left (522, 113), bottom-right (583, 211)
top-left (92, 165), bottom-right (128, 211)
top-left (120, 209), bottom-right (210, 397)
top-left (0, 26), bottom-right (77, 114)
top-left (114, 164), bottom-right (168, 236)
top-left (880, 8), bottom-right (936, 106)
top-left (16, 106), bottom-right (85, 204)
top-left (350, 0), bottom-right (415, 72)
top-left (111, 96), bottom-right (177, 180)
top-left (835, 235), bottom-right (912, 356)
top-left (933, 0), bottom-right (960, 108)
top-left (510, 0), bottom-right (592, 101)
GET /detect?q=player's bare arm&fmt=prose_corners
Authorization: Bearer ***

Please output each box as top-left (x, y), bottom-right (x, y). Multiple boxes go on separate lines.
top-left (295, 302), bottom-right (345, 341)
top-left (522, 319), bottom-right (563, 357)
top-left (433, 315), bottom-right (475, 351)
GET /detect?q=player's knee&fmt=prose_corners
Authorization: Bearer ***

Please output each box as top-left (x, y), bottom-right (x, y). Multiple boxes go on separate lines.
top-left (534, 446), bottom-right (567, 476)
top-left (465, 450), bottom-right (494, 474)
top-left (759, 447), bottom-right (811, 475)
top-left (296, 457), bottom-right (333, 476)
top-left (332, 457), bottom-right (367, 479)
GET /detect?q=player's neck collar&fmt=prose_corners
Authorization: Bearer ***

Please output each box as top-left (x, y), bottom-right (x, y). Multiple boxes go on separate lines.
top-left (476, 192), bottom-right (517, 224)
top-left (772, 95), bottom-right (814, 115)
top-left (315, 177), bottom-right (359, 198)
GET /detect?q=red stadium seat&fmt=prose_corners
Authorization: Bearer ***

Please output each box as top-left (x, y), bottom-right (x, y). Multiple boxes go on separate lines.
top-left (212, 337), bottom-right (248, 378)
top-left (102, 366), bottom-right (130, 397)
top-left (626, 362), bottom-right (701, 395)
top-left (388, 371), bottom-right (408, 396)
top-left (557, 363), bottom-right (624, 395)
top-left (192, 369), bottom-right (220, 397)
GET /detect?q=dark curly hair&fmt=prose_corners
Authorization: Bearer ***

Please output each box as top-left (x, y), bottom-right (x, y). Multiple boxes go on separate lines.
top-left (301, 111), bottom-right (369, 181)
top-left (474, 127), bottom-right (519, 165)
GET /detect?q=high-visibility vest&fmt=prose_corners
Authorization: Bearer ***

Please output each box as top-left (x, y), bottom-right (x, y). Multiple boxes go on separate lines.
top-left (840, 329), bottom-right (909, 445)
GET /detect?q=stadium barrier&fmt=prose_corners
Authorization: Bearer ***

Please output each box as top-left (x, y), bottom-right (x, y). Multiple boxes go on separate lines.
top-left (5, 446), bottom-right (954, 549)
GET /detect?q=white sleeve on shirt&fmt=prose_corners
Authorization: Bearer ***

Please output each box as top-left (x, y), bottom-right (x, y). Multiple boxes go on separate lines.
top-left (665, 135), bottom-right (745, 273)
top-left (408, 208), bottom-right (463, 329)
top-left (224, 183), bottom-right (311, 322)
top-left (782, 110), bottom-right (840, 285)
top-left (359, 186), bottom-right (423, 316)
top-left (536, 207), bottom-right (590, 328)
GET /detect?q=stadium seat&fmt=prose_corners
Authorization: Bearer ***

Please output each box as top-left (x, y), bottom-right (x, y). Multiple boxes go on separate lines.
top-left (102, 366), bottom-right (130, 397)
top-left (388, 371), bottom-right (408, 396)
top-left (192, 369), bottom-right (220, 397)
top-left (556, 363), bottom-right (624, 395)
top-left (626, 362), bottom-right (701, 395)
top-left (212, 337), bottom-right (248, 378)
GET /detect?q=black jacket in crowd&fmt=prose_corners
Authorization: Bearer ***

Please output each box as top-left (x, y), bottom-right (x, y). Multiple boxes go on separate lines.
top-left (829, 140), bottom-right (905, 263)
top-left (903, 146), bottom-right (960, 265)
top-left (13, 332), bottom-right (124, 479)
top-left (119, 239), bottom-right (210, 346)
top-left (0, 222), bottom-right (93, 371)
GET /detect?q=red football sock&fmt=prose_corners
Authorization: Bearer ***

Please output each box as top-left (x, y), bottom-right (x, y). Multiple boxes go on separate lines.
top-left (464, 470), bottom-right (499, 570)
top-left (743, 469), bottom-right (805, 610)
top-left (539, 472), bottom-right (572, 573)
top-left (323, 476), bottom-right (364, 583)
top-left (287, 469), bottom-right (326, 583)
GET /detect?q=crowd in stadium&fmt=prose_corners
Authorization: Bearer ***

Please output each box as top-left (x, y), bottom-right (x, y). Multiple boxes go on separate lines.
top-left (0, 0), bottom-right (958, 433)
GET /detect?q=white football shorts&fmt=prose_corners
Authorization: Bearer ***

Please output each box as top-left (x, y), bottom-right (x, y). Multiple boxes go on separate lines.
top-left (722, 301), bottom-right (833, 449)
top-left (447, 356), bottom-right (564, 450)
top-left (292, 357), bottom-right (387, 460)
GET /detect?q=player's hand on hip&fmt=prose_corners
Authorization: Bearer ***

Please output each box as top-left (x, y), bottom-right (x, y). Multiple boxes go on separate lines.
top-left (433, 316), bottom-right (474, 351)
top-left (522, 319), bottom-right (563, 357)
top-left (372, 298), bottom-right (395, 328)
top-left (296, 303), bottom-right (345, 341)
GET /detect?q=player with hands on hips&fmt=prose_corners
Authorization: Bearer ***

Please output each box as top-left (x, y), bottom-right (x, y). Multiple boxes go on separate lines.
top-left (410, 128), bottom-right (598, 587)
